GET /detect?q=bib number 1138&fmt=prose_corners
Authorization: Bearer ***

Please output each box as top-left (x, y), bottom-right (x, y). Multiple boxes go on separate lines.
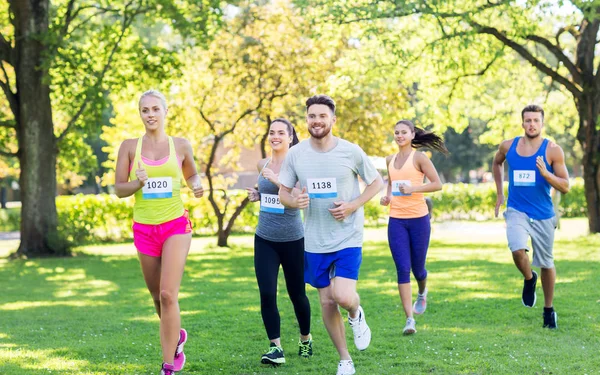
top-left (306, 178), bottom-right (337, 198)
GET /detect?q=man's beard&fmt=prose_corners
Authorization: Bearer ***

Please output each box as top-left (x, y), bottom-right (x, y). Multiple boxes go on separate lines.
top-left (309, 124), bottom-right (331, 139)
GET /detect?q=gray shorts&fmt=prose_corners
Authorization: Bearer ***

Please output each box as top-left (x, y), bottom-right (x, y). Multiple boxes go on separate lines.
top-left (503, 207), bottom-right (557, 268)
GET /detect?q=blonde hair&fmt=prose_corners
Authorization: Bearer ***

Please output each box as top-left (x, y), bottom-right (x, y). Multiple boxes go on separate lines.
top-left (139, 89), bottom-right (168, 111)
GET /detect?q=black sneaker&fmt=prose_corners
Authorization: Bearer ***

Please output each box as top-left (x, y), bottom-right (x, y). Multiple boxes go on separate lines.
top-left (298, 337), bottom-right (313, 358)
top-left (522, 270), bottom-right (538, 307)
top-left (261, 343), bottom-right (285, 366)
top-left (543, 310), bottom-right (558, 329)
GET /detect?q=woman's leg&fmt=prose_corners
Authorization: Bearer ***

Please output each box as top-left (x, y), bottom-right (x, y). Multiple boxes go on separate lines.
top-left (159, 233), bottom-right (191, 364)
top-left (254, 235), bottom-right (283, 345)
top-left (409, 216), bottom-right (431, 293)
top-left (388, 218), bottom-right (413, 318)
top-left (279, 238), bottom-right (311, 340)
top-left (138, 253), bottom-right (162, 316)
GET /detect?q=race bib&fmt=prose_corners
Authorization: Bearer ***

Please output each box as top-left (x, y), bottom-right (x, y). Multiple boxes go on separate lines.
top-left (260, 193), bottom-right (285, 214)
top-left (307, 177), bottom-right (337, 198)
top-left (142, 177), bottom-right (173, 199)
top-left (514, 170), bottom-right (535, 186)
top-left (392, 180), bottom-right (412, 196)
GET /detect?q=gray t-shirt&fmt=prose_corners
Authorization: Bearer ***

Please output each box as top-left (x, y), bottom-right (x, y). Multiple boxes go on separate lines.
top-left (279, 138), bottom-right (380, 254)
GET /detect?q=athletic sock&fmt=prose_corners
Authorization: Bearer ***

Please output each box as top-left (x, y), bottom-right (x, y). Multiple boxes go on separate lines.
top-left (544, 306), bottom-right (554, 313)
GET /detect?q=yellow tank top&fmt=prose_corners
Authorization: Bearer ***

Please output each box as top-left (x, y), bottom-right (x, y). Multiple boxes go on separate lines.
top-left (388, 150), bottom-right (429, 219)
top-left (130, 136), bottom-right (184, 224)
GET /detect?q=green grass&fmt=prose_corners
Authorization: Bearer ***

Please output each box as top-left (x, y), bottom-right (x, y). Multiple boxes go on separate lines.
top-left (0, 219), bottom-right (599, 374)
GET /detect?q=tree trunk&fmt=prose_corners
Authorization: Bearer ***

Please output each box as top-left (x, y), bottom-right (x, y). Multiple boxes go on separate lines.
top-left (577, 93), bottom-right (600, 234)
top-left (216, 227), bottom-right (230, 247)
top-left (14, 0), bottom-right (66, 256)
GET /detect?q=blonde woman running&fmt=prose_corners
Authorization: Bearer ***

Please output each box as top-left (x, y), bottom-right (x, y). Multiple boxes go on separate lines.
top-left (115, 90), bottom-right (204, 374)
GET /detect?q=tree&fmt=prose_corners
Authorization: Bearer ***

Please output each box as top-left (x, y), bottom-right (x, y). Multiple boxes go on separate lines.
top-left (0, 0), bottom-right (221, 256)
top-left (303, 0), bottom-right (598, 231)
top-left (431, 123), bottom-right (495, 183)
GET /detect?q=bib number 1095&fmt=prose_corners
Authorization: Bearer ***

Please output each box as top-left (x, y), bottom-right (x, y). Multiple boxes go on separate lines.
top-left (261, 193), bottom-right (285, 214)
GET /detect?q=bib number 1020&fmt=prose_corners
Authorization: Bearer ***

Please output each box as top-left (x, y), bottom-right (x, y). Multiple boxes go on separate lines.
top-left (142, 177), bottom-right (173, 199)
top-left (147, 180), bottom-right (168, 189)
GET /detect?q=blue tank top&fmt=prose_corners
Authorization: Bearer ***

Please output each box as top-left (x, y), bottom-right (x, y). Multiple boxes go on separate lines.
top-left (506, 137), bottom-right (554, 220)
top-left (255, 159), bottom-right (304, 242)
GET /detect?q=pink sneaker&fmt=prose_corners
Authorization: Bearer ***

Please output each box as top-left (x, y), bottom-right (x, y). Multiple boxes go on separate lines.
top-left (160, 362), bottom-right (175, 375)
top-left (173, 328), bottom-right (187, 371)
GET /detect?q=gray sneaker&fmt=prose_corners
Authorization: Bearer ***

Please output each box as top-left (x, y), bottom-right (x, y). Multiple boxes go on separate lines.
top-left (413, 288), bottom-right (428, 315)
top-left (403, 317), bottom-right (416, 335)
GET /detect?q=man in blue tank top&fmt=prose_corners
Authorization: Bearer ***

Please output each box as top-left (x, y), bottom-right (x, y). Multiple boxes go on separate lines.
top-left (492, 104), bottom-right (570, 329)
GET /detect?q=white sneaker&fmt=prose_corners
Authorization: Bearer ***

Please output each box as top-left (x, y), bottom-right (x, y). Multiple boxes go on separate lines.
top-left (413, 288), bottom-right (428, 315)
top-left (403, 317), bottom-right (416, 335)
top-left (336, 360), bottom-right (356, 375)
top-left (348, 305), bottom-right (371, 351)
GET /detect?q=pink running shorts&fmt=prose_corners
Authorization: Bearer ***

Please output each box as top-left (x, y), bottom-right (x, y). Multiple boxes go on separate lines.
top-left (133, 211), bottom-right (192, 257)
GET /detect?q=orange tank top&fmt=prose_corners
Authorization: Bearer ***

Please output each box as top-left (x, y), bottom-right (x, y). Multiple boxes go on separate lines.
top-left (388, 150), bottom-right (429, 219)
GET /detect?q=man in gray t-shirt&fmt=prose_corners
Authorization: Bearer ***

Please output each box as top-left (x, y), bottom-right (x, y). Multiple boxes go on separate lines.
top-left (279, 95), bottom-right (383, 375)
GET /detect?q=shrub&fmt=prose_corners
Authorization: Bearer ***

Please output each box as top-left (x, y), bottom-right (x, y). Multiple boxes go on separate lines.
top-left (0, 180), bottom-right (588, 244)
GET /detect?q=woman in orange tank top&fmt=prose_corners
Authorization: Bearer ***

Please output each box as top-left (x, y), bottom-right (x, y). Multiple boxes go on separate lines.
top-left (380, 120), bottom-right (448, 335)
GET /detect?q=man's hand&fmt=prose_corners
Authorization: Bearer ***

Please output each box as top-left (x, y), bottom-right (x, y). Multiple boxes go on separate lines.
top-left (295, 187), bottom-right (309, 209)
top-left (495, 195), bottom-right (505, 218)
top-left (380, 195), bottom-right (391, 206)
top-left (536, 155), bottom-right (550, 178)
top-left (328, 200), bottom-right (356, 221)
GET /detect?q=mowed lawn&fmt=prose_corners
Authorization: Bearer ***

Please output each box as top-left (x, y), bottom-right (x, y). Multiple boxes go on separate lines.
top-left (0, 219), bottom-right (599, 375)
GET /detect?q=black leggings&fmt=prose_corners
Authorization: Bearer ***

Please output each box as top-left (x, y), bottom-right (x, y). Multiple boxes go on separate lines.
top-left (254, 235), bottom-right (311, 340)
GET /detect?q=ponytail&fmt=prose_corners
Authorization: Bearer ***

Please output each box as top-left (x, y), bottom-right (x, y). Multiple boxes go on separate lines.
top-left (396, 120), bottom-right (449, 155)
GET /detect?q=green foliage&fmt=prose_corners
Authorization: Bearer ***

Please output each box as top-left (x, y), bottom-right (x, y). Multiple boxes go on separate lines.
top-left (430, 183), bottom-right (503, 220)
top-left (2, 180), bottom-right (585, 243)
top-left (430, 122), bottom-right (496, 183)
top-left (56, 194), bottom-right (135, 244)
top-left (560, 178), bottom-right (586, 218)
top-left (0, 208), bottom-right (19, 232)
top-left (364, 199), bottom-right (386, 227)
top-left (53, 191), bottom-right (256, 243)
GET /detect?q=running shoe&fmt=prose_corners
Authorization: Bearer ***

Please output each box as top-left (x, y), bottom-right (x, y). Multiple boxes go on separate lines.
top-left (160, 362), bottom-right (175, 375)
top-left (403, 317), bottom-right (416, 335)
top-left (173, 328), bottom-right (187, 371)
top-left (543, 309), bottom-right (558, 329)
top-left (348, 305), bottom-right (371, 351)
top-left (522, 270), bottom-right (538, 307)
top-left (298, 336), bottom-right (313, 358)
top-left (261, 342), bottom-right (285, 365)
top-left (337, 360), bottom-right (356, 375)
top-left (413, 288), bottom-right (428, 315)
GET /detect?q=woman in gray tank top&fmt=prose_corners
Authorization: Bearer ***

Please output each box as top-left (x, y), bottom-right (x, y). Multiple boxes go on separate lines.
top-left (246, 119), bottom-right (312, 366)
